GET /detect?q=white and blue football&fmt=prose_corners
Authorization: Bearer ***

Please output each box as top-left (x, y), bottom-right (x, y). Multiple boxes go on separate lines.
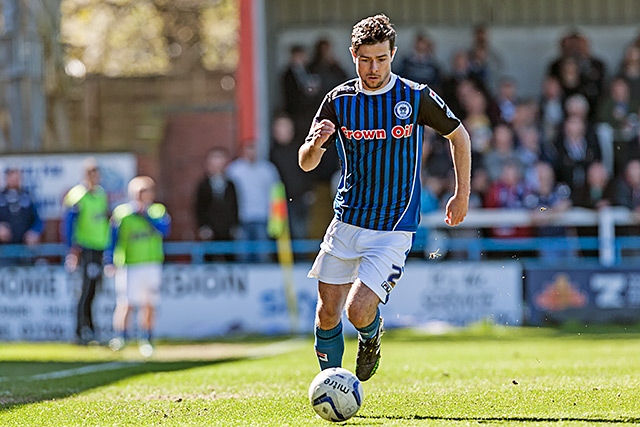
top-left (308, 367), bottom-right (364, 422)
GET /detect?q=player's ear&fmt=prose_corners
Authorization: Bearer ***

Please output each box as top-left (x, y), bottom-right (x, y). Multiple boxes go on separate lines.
top-left (391, 46), bottom-right (397, 62)
top-left (350, 46), bottom-right (357, 63)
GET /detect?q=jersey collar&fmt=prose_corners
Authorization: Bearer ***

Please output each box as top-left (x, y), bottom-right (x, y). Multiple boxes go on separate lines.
top-left (358, 73), bottom-right (397, 95)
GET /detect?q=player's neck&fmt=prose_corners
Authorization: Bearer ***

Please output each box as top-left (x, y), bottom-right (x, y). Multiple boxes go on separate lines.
top-left (360, 73), bottom-right (396, 95)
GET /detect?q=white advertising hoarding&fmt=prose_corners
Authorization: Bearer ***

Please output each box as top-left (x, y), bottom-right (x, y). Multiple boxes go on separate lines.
top-left (0, 153), bottom-right (137, 219)
top-left (0, 262), bottom-right (522, 341)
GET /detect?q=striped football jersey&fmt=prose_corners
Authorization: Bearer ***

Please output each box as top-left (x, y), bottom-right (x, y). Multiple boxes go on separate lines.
top-left (306, 73), bottom-right (460, 232)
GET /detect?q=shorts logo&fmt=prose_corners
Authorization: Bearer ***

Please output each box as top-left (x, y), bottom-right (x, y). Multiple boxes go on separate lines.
top-left (381, 281), bottom-right (394, 295)
top-left (394, 101), bottom-right (412, 120)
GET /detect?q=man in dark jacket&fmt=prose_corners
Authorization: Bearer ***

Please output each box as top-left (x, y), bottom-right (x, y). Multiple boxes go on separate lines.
top-left (194, 147), bottom-right (239, 261)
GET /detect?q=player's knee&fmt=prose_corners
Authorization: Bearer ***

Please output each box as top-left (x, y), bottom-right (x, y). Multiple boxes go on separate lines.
top-left (316, 302), bottom-right (342, 328)
top-left (345, 301), bottom-right (374, 329)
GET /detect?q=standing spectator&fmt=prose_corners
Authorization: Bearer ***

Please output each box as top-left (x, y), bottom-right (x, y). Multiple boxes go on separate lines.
top-left (395, 32), bottom-right (442, 89)
top-left (0, 168), bottom-right (42, 249)
top-left (552, 116), bottom-right (601, 193)
top-left (227, 143), bottom-right (281, 263)
top-left (548, 31), bottom-right (582, 81)
top-left (281, 45), bottom-right (321, 140)
top-left (62, 158), bottom-right (110, 345)
top-left (618, 45), bottom-right (640, 104)
top-left (597, 77), bottom-right (640, 175)
top-left (269, 113), bottom-right (313, 240)
top-left (539, 76), bottom-right (565, 145)
top-left (441, 50), bottom-right (472, 118)
top-left (467, 24), bottom-right (503, 93)
top-left (106, 176), bottom-right (171, 357)
top-left (193, 147), bottom-right (238, 261)
top-left (575, 34), bottom-right (606, 121)
top-left (308, 38), bottom-right (349, 99)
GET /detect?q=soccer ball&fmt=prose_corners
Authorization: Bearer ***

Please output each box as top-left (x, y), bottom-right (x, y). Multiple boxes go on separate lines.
top-left (308, 367), bottom-right (364, 422)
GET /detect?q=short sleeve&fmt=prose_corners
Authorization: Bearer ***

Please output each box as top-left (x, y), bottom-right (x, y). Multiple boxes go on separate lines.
top-left (417, 86), bottom-right (461, 136)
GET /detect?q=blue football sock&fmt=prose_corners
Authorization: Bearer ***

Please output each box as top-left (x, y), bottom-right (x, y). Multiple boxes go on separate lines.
top-left (356, 308), bottom-right (380, 340)
top-left (315, 322), bottom-right (344, 370)
top-left (140, 329), bottom-right (152, 342)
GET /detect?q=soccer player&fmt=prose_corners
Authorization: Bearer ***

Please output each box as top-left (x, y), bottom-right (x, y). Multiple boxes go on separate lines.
top-left (63, 158), bottom-right (110, 345)
top-left (299, 14), bottom-right (471, 381)
top-left (105, 176), bottom-right (171, 357)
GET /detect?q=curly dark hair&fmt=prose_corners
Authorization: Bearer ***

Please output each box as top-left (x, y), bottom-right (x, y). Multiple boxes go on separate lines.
top-left (350, 14), bottom-right (396, 53)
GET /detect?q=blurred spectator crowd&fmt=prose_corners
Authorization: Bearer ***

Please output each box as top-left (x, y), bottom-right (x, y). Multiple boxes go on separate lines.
top-left (5, 26), bottom-right (640, 263)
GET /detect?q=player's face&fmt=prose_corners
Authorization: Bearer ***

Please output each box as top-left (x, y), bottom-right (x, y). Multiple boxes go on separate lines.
top-left (351, 41), bottom-right (396, 91)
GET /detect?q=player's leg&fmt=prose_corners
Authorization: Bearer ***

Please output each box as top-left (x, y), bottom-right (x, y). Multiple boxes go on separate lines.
top-left (109, 267), bottom-right (131, 351)
top-left (350, 229), bottom-right (412, 381)
top-left (137, 263), bottom-right (162, 357)
top-left (315, 281), bottom-right (350, 370)
top-left (346, 281), bottom-right (384, 381)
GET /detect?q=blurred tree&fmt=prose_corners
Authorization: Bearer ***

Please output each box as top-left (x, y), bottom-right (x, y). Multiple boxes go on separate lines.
top-left (60, 0), bottom-right (239, 77)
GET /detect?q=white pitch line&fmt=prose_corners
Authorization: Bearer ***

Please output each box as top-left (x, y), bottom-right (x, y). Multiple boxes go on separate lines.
top-left (0, 362), bottom-right (141, 383)
top-left (0, 339), bottom-right (305, 383)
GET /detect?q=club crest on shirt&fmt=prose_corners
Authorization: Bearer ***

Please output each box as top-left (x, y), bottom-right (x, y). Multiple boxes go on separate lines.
top-left (394, 101), bottom-right (412, 120)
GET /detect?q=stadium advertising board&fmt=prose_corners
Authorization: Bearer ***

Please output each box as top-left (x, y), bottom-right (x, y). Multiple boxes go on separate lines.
top-left (525, 267), bottom-right (640, 325)
top-left (0, 153), bottom-right (136, 219)
top-left (0, 262), bottom-right (522, 341)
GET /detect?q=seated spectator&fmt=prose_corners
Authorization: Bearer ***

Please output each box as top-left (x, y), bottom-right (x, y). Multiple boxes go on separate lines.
top-left (495, 77), bottom-right (519, 125)
top-left (460, 85), bottom-right (494, 166)
top-left (597, 77), bottom-right (640, 175)
top-left (552, 115), bottom-right (601, 194)
top-left (613, 159), bottom-right (640, 242)
top-left (441, 50), bottom-right (472, 118)
top-left (515, 126), bottom-right (547, 188)
top-left (528, 162), bottom-right (574, 260)
top-left (614, 159), bottom-right (640, 216)
top-left (618, 45), bottom-right (640, 104)
top-left (572, 161), bottom-right (615, 210)
top-left (483, 124), bottom-right (523, 182)
top-left (395, 32), bottom-right (442, 89)
top-left (484, 160), bottom-right (534, 238)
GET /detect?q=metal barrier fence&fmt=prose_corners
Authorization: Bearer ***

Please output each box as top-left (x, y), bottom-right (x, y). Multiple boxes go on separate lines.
top-left (0, 207), bottom-right (637, 266)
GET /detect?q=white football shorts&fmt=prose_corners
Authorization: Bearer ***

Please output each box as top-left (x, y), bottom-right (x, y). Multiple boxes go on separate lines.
top-left (308, 218), bottom-right (413, 303)
top-left (115, 263), bottom-right (162, 306)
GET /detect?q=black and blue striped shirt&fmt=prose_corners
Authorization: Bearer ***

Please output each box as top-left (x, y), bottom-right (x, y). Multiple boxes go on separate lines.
top-left (308, 74), bottom-right (460, 232)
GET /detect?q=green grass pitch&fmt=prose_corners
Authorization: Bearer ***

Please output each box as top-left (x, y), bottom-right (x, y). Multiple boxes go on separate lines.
top-left (1, 324), bottom-right (640, 426)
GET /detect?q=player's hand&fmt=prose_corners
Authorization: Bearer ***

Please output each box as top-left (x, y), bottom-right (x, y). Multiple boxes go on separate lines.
top-left (310, 119), bottom-right (335, 148)
top-left (0, 223), bottom-right (11, 243)
top-left (104, 264), bottom-right (116, 277)
top-left (444, 193), bottom-right (469, 227)
top-left (65, 252), bottom-right (78, 272)
top-left (198, 226), bottom-right (213, 240)
top-left (23, 230), bottom-right (40, 246)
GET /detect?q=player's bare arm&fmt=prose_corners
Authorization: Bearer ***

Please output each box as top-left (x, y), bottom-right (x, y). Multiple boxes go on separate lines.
top-left (444, 125), bottom-right (472, 226)
top-left (298, 119), bottom-right (335, 172)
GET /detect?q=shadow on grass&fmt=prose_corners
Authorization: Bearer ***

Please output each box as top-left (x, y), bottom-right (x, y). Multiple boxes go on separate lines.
top-left (360, 414), bottom-right (640, 424)
top-left (0, 357), bottom-right (241, 412)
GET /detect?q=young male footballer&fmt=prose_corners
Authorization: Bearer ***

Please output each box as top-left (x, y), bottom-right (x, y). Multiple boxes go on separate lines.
top-left (299, 14), bottom-right (472, 381)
